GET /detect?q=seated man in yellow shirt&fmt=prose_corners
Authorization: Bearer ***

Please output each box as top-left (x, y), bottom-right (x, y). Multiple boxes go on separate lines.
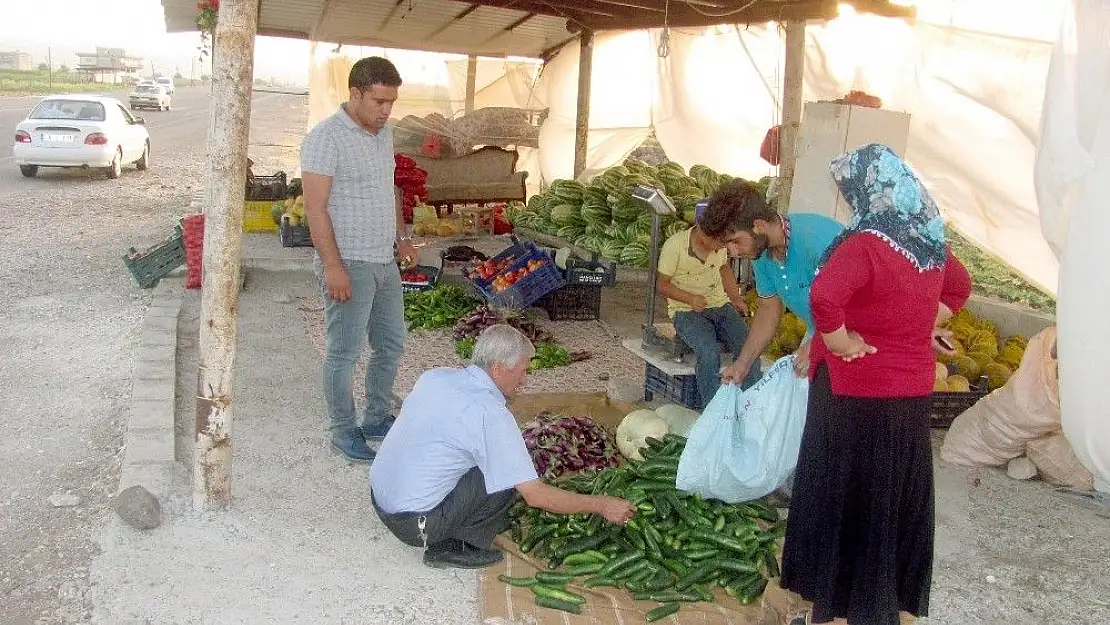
top-left (657, 215), bottom-right (761, 409)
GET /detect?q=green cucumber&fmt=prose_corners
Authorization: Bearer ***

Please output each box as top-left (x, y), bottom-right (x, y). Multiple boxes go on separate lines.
top-left (535, 571), bottom-right (574, 585)
top-left (646, 602), bottom-right (681, 621)
top-left (691, 529), bottom-right (755, 556)
top-left (497, 575), bottom-right (537, 587)
top-left (534, 595), bottom-right (582, 614)
top-left (531, 584), bottom-right (585, 605)
top-left (583, 575), bottom-right (620, 588)
top-left (613, 559), bottom-right (652, 580)
top-left (648, 589), bottom-right (702, 602)
top-left (566, 562), bottom-right (604, 576)
top-left (641, 571), bottom-right (677, 592)
top-left (714, 558), bottom-right (761, 575)
top-left (740, 577), bottom-right (768, 604)
top-left (596, 550), bottom-right (645, 578)
top-left (763, 550), bottom-right (781, 577)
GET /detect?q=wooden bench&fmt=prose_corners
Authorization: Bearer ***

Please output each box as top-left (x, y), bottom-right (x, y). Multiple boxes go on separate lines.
top-left (404, 146), bottom-right (528, 215)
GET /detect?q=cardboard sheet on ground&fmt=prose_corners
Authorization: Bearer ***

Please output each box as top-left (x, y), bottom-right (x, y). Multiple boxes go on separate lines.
top-left (479, 533), bottom-right (806, 625)
top-left (487, 392), bottom-right (808, 624)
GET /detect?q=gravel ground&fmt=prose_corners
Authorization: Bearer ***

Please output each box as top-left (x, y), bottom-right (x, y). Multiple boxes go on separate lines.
top-left (0, 88), bottom-right (305, 625)
top-left (299, 298), bottom-right (648, 403)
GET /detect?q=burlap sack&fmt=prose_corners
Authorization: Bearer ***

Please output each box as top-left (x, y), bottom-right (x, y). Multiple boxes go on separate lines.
top-left (1026, 432), bottom-right (1095, 490)
top-left (941, 327), bottom-right (1060, 467)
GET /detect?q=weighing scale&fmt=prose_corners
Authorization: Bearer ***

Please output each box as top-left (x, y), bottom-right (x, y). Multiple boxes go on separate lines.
top-left (631, 185), bottom-right (688, 359)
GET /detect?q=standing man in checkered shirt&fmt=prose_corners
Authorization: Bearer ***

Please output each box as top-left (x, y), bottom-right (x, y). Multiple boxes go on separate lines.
top-left (300, 57), bottom-right (418, 462)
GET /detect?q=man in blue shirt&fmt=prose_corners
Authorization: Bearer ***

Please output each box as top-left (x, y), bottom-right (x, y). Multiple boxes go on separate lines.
top-left (371, 325), bottom-right (636, 569)
top-left (699, 180), bottom-right (843, 382)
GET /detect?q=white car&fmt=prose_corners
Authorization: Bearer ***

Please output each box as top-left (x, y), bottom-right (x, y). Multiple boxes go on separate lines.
top-left (129, 84), bottom-right (171, 111)
top-left (12, 95), bottom-right (151, 179)
top-left (154, 76), bottom-right (175, 95)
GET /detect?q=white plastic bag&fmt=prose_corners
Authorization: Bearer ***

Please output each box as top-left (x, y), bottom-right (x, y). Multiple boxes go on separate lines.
top-left (676, 356), bottom-right (809, 503)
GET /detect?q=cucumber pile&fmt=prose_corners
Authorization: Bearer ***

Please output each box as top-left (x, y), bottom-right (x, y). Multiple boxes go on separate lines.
top-left (504, 434), bottom-right (784, 620)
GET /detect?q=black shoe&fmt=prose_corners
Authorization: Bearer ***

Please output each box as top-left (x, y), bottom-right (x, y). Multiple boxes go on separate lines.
top-left (330, 429), bottom-right (375, 463)
top-left (422, 538), bottom-right (504, 569)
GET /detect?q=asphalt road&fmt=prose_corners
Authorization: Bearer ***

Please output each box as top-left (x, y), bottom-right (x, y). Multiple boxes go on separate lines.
top-left (0, 87), bottom-right (295, 189)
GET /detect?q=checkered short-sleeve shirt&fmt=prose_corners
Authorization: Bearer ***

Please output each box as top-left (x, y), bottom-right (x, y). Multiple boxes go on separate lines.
top-left (300, 106), bottom-right (396, 263)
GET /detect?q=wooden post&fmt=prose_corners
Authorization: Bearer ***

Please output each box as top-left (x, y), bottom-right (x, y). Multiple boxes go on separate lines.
top-left (573, 30), bottom-right (593, 181)
top-left (777, 20), bottom-right (805, 212)
top-left (194, 0), bottom-right (258, 510)
top-left (464, 55), bottom-right (477, 115)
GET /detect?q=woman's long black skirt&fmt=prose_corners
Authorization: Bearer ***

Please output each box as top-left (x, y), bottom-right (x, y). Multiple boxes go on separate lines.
top-left (780, 364), bottom-right (935, 625)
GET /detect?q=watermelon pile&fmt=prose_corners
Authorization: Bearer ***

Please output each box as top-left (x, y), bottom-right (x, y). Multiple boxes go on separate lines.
top-left (505, 159), bottom-right (770, 268)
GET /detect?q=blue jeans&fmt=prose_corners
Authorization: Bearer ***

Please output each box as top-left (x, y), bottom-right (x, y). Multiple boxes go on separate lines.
top-left (673, 304), bottom-right (761, 409)
top-left (314, 259), bottom-right (407, 437)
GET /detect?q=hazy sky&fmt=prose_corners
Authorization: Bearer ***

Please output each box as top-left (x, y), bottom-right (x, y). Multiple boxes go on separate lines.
top-left (0, 0), bottom-right (313, 82)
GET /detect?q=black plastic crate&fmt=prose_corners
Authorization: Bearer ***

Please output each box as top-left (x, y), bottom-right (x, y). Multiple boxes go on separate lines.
top-left (644, 362), bottom-right (700, 410)
top-left (279, 216), bottom-right (313, 247)
top-left (537, 283), bottom-right (602, 321)
top-left (246, 172), bottom-right (288, 201)
top-left (929, 375), bottom-right (989, 428)
top-left (564, 257), bottom-right (617, 286)
top-left (401, 265), bottom-right (441, 293)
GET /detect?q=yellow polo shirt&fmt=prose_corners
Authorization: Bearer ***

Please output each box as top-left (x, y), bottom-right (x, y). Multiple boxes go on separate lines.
top-left (657, 227), bottom-right (729, 318)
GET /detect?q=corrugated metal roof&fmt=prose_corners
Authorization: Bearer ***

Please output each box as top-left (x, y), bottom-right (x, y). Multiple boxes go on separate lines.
top-left (161, 0), bottom-right (576, 58)
top-left (162, 0), bottom-right (914, 59)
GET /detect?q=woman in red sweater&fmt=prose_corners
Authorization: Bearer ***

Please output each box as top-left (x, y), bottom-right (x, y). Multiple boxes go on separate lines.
top-left (781, 143), bottom-right (971, 625)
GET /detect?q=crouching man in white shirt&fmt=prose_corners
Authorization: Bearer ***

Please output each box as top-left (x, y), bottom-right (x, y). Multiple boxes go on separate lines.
top-left (371, 324), bottom-right (636, 569)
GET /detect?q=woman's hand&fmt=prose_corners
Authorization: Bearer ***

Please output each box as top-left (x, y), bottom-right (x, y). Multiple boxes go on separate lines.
top-left (836, 331), bottom-right (876, 361)
top-left (822, 327), bottom-right (877, 362)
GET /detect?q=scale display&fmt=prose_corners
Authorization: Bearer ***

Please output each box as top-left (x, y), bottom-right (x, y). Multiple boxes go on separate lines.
top-left (630, 185), bottom-right (677, 216)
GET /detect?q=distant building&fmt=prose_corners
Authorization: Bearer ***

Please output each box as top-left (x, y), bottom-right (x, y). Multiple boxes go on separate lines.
top-left (0, 51), bottom-right (34, 71)
top-left (76, 47), bottom-right (143, 84)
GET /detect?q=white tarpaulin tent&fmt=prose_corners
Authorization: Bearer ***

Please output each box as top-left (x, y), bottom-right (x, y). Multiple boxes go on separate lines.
top-left (1035, 0), bottom-right (1110, 492)
top-left (530, 6), bottom-right (1065, 294)
top-left (306, 2), bottom-right (1065, 294)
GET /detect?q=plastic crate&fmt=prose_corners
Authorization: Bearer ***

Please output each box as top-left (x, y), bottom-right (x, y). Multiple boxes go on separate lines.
top-left (244, 200), bottom-right (280, 233)
top-left (279, 215), bottom-right (313, 247)
top-left (475, 246), bottom-right (565, 309)
top-left (929, 375), bottom-right (989, 428)
top-left (537, 283), bottom-right (602, 321)
top-left (643, 362), bottom-right (700, 410)
top-left (245, 172), bottom-right (287, 201)
top-left (124, 225), bottom-right (186, 289)
top-left (464, 237), bottom-right (529, 291)
top-left (564, 257), bottom-right (617, 286)
top-left (400, 265), bottom-right (441, 293)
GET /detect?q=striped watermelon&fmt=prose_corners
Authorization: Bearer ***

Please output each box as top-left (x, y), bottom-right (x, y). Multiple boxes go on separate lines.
top-left (557, 225), bottom-right (584, 240)
top-left (619, 241), bottom-right (651, 268)
top-left (551, 203), bottom-right (584, 227)
top-left (550, 179), bottom-right (586, 204)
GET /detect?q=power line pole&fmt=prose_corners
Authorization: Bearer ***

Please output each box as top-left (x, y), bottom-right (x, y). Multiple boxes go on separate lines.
top-left (47, 47), bottom-right (52, 91)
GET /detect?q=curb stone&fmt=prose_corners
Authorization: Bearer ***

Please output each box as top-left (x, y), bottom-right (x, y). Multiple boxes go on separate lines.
top-left (118, 280), bottom-right (182, 503)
